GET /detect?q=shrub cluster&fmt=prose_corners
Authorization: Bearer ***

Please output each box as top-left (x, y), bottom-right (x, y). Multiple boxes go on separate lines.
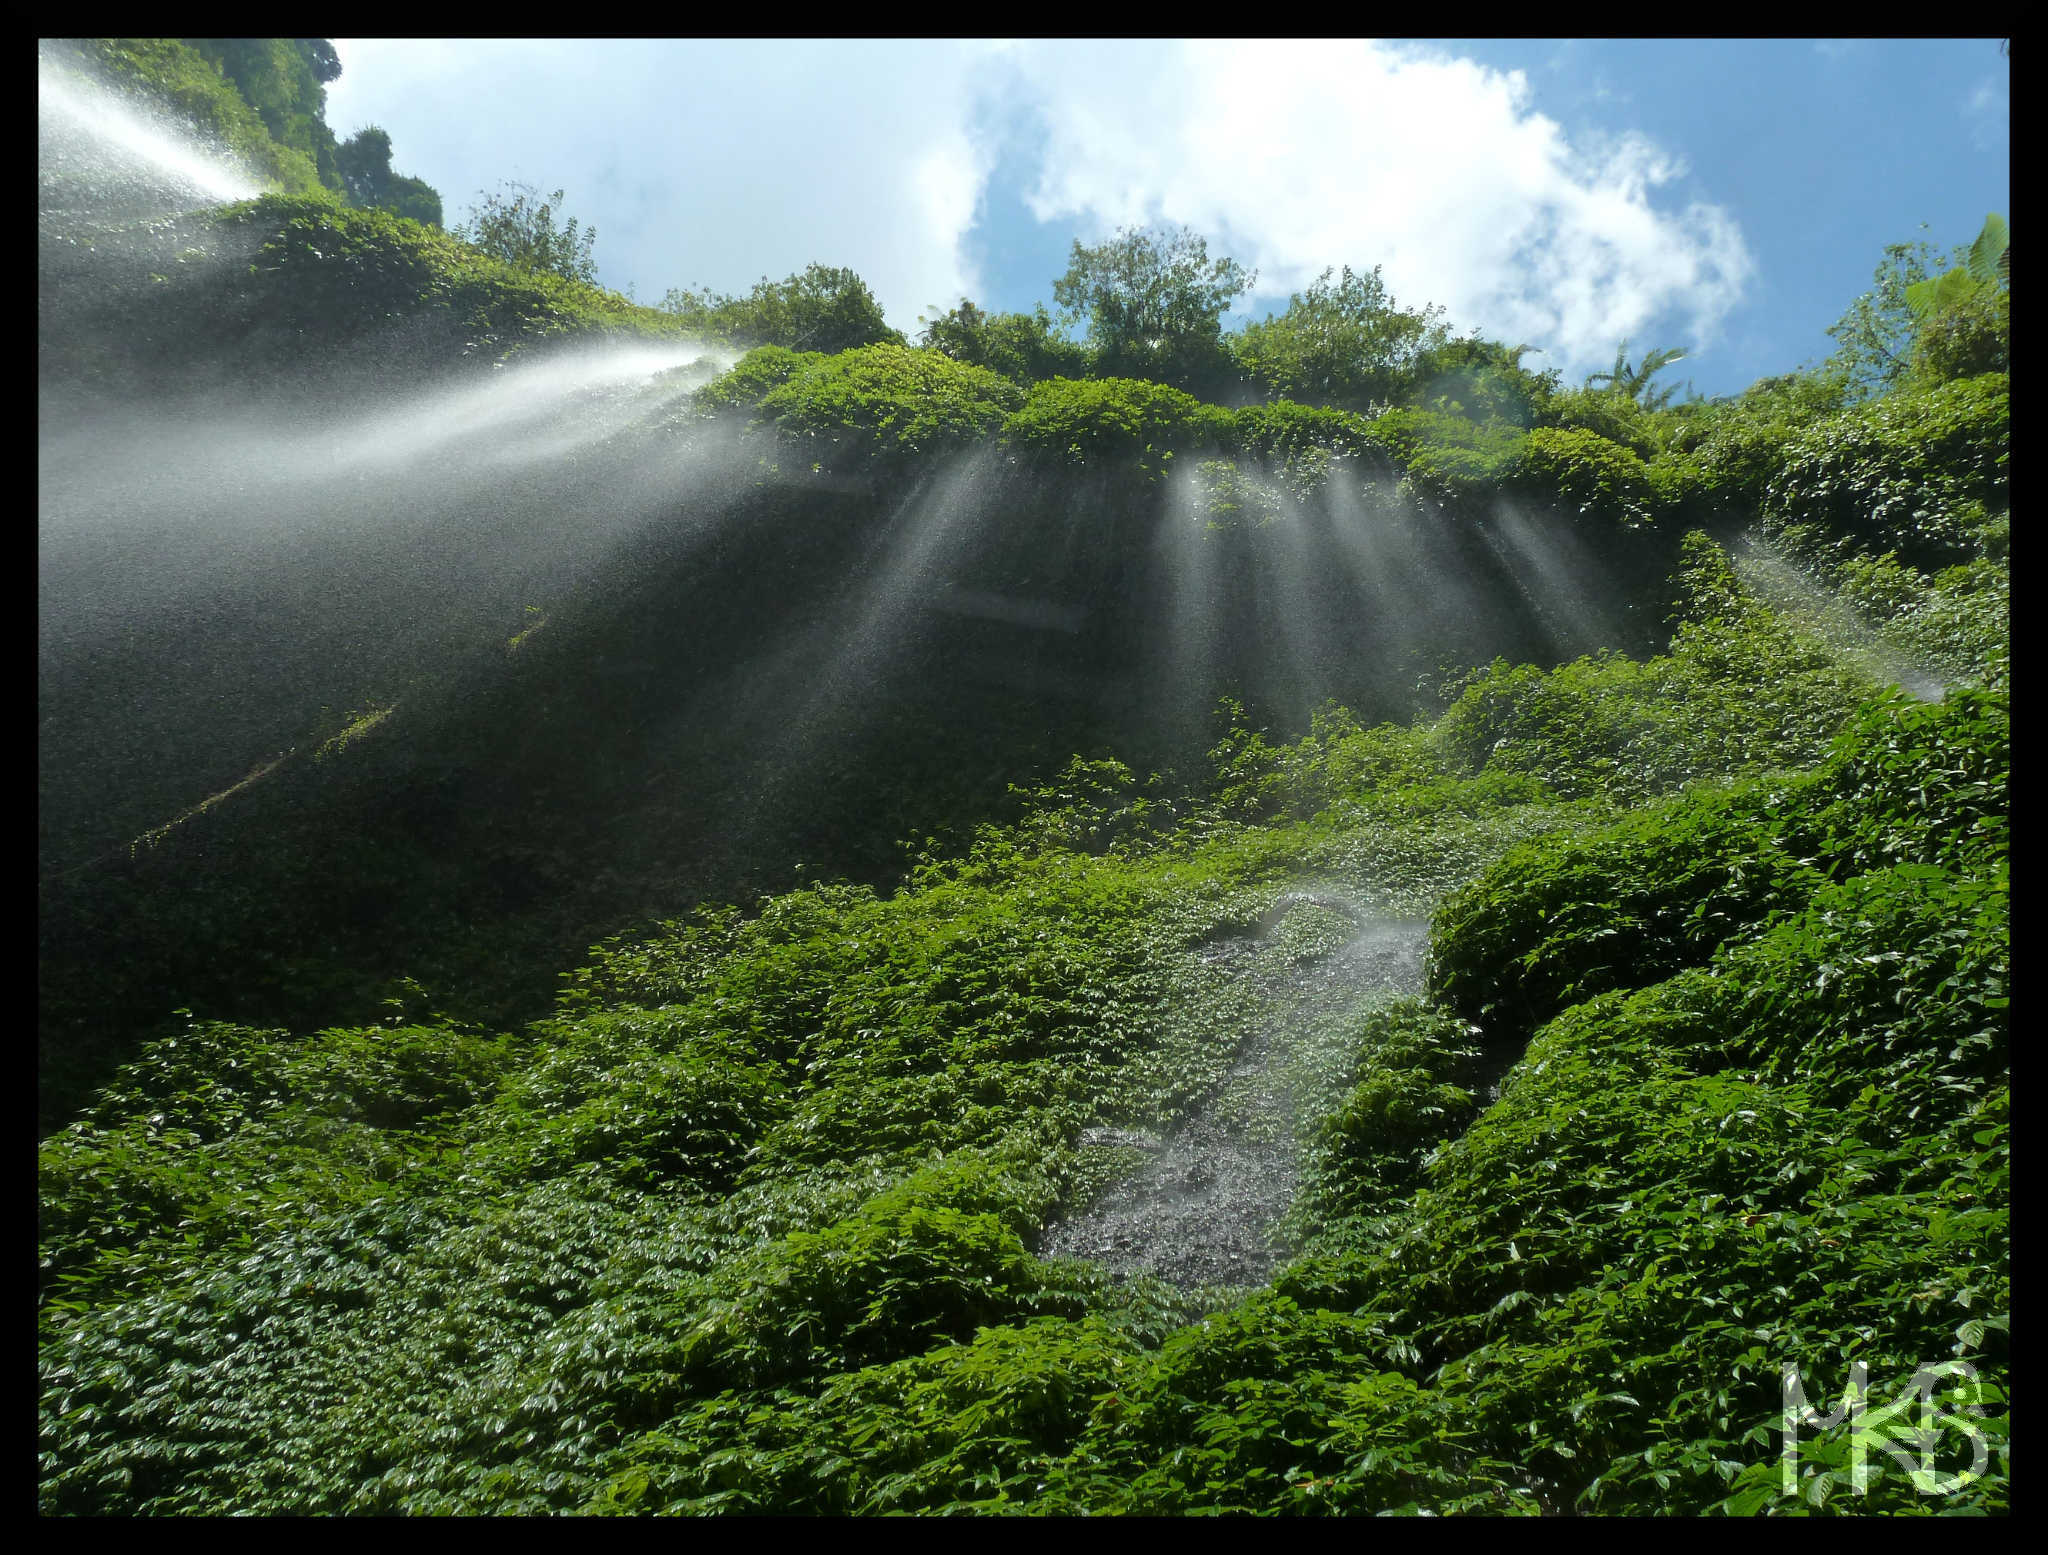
top-left (1764, 373), bottom-right (2008, 567)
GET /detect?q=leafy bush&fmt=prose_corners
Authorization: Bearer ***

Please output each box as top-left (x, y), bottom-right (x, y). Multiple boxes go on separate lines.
top-left (179, 37), bottom-right (342, 189)
top-left (1889, 563), bottom-right (2009, 686)
top-left (40, 1017), bottom-right (516, 1321)
top-left (1427, 778), bottom-right (1825, 1035)
top-left (1656, 372), bottom-right (1849, 521)
top-left (1001, 376), bottom-right (1234, 476)
top-left (918, 300), bottom-right (1090, 385)
top-left (1231, 263), bottom-right (1451, 414)
top-left (1295, 1001), bottom-right (1487, 1226)
top-left (755, 343), bottom-right (1025, 463)
top-left (1405, 336), bottom-right (1560, 427)
top-left (1510, 425), bottom-right (1656, 529)
top-left (1764, 374), bottom-right (2008, 567)
top-left (1232, 399), bottom-right (1384, 465)
top-left (660, 1158), bottom-right (1092, 1398)
top-left (1429, 682), bottom-right (2007, 1037)
top-left (452, 182), bottom-right (598, 285)
top-left (1428, 616), bottom-right (1865, 807)
top-left (1538, 385), bottom-right (1665, 459)
top-left (480, 1020), bottom-right (789, 1192)
top-left (662, 263), bottom-right (903, 354)
top-left (592, 1313), bottom-right (1145, 1514)
top-left (1363, 406), bottom-right (1518, 467)
top-left (1372, 862), bottom-right (2007, 1513)
top-left (209, 195), bottom-right (688, 367)
top-left (1232, 399), bottom-right (1396, 500)
top-left (1359, 407), bottom-right (1527, 510)
top-left (1002, 757), bottom-right (1187, 858)
top-left (1911, 285), bottom-right (2009, 386)
top-left (690, 343), bottom-right (827, 412)
top-left (1803, 686), bottom-right (2008, 880)
top-left (1039, 1294), bottom-right (1410, 1513)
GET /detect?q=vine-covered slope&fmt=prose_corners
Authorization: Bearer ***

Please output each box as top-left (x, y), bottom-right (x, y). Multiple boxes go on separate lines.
top-left (40, 41), bottom-right (2008, 1514)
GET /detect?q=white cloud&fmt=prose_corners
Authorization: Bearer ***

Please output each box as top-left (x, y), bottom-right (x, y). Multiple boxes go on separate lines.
top-left (1964, 76), bottom-right (2010, 151)
top-left (1000, 39), bottom-right (1754, 375)
top-left (326, 39), bottom-right (989, 329)
top-left (320, 39), bottom-right (1753, 372)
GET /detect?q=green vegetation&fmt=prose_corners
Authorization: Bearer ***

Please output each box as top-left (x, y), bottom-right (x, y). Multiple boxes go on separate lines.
top-left (1232, 263), bottom-right (1451, 414)
top-left (1584, 339), bottom-right (1690, 409)
top-left (197, 194), bottom-right (690, 371)
top-left (38, 56), bottom-right (2009, 1512)
top-left (919, 299), bottom-right (1092, 385)
top-left (182, 38), bottom-right (343, 187)
top-left (335, 126), bottom-right (442, 228)
top-left (53, 38), bottom-right (443, 225)
top-left (662, 263), bottom-right (903, 353)
top-left (40, 599), bottom-right (2008, 1512)
top-left (756, 343), bottom-right (1026, 463)
top-left (1763, 372), bottom-right (2007, 568)
top-left (454, 182), bottom-right (599, 286)
top-left (1003, 375), bottom-right (1235, 474)
top-left (1052, 224), bottom-right (1256, 393)
top-left (58, 38), bottom-right (329, 197)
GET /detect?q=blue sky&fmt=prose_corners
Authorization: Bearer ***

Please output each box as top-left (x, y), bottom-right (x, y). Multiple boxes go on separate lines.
top-left (324, 38), bottom-right (2009, 401)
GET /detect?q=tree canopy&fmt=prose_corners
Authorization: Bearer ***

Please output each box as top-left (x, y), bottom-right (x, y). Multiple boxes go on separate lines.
top-left (454, 183), bottom-right (599, 286)
top-left (334, 125), bottom-right (442, 228)
top-left (183, 38), bottom-right (342, 189)
top-left (1232, 264), bottom-right (1451, 414)
top-left (1585, 340), bottom-right (1689, 411)
top-left (1052, 225), bottom-right (1255, 390)
top-left (660, 263), bottom-right (903, 353)
top-left (1825, 235), bottom-right (1966, 401)
top-left (916, 299), bottom-right (1089, 385)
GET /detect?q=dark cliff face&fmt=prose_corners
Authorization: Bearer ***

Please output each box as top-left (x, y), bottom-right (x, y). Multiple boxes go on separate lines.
top-left (38, 193), bottom-right (1690, 1125)
top-left (38, 349), bottom-right (1684, 1125)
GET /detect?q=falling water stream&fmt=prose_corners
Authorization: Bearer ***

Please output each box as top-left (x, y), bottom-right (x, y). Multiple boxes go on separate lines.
top-left (1042, 894), bottom-right (1431, 1289)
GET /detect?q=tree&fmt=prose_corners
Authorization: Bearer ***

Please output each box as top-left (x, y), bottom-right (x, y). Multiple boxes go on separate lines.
top-left (295, 38), bottom-right (341, 85)
top-left (660, 264), bottom-right (901, 353)
top-left (916, 299), bottom-right (1088, 383)
top-left (333, 126), bottom-right (392, 205)
top-left (184, 36), bottom-right (340, 190)
top-left (1904, 212), bottom-right (2010, 385)
top-left (455, 182), bottom-right (598, 286)
top-left (1232, 264), bottom-right (1451, 413)
top-left (1905, 212), bottom-right (2008, 319)
top-left (1406, 335), bottom-right (1559, 425)
top-left (331, 127), bottom-right (442, 228)
top-left (1586, 340), bottom-right (1689, 410)
top-left (1824, 233), bottom-right (1968, 401)
top-left (1051, 225), bottom-right (1255, 389)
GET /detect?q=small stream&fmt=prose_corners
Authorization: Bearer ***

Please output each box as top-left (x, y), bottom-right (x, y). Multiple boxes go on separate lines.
top-left (1041, 895), bottom-right (1429, 1288)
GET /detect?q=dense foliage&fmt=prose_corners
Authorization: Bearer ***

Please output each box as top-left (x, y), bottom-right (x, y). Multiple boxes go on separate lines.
top-left (1763, 373), bottom-right (2008, 568)
top-left (1233, 264), bottom-right (1453, 415)
top-left (41, 594), bottom-right (2007, 1512)
top-left (52, 38), bottom-right (443, 226)
top-left (55, 38), bottom-right (330, 198)
top-left (1051, 225), bottom-right (1255, 392)
top-left (39, 65), bottom-right (2010, 1512)
top-left (661, 263), bottom-right (903, 354)
top-left (335, 126), bottom-right (442, 228)
top-left (453, 182), bottom-right (600, 286)
top-left (918, 299), bottom-right (1092, 386)
top-left (755, 343), bottom-right (1026, 463)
